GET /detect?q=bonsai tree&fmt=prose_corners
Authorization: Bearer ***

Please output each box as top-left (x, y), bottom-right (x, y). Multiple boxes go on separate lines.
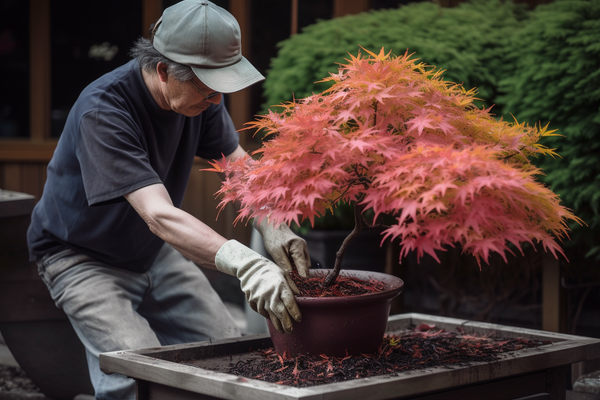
top-left (208, 48), bottom-right (581, 287)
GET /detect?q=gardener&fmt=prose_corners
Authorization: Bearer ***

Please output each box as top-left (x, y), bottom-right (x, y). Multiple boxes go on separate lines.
top-left (26, 1), bottom-right (310, 399)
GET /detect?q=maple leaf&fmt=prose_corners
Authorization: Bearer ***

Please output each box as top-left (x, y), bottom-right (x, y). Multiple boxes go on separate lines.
top-left (201, 154), bottom-right (229, 173)
top-left (406, 110), bottom-right (435, 137)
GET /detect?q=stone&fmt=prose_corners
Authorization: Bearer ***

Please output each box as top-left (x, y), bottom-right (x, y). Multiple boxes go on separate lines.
top-left (574, 370), bottom-right (600, 395)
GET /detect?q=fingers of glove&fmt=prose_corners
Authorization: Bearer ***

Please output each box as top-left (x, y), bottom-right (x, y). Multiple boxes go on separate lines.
top-left (259, 308), bottom-right (271, 320)
top-left (269, 300), bottom-right (295, 334)
top-left (270, 248), bottom-right (294, 273)
top-left (289, 239), bottom-right (311, 277)
top-left (280, 309), bottom-right (295, 334)
top-left (261, 223), bottom-right (296, 272)
top-left (281, 283), bottom-right (302, 323)
top-left (246, 294), bottom-right (270, 319)
top-left (267, 310), bottom-right (285, 334)
top-left (285, 272), bottom-right (300, 295)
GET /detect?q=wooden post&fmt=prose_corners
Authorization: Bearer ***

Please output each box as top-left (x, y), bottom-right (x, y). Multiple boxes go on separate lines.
top-left (29, 0), bottom-right (51, 141)
top-left (333, 0), bottom-right (369, 17)
top-left (542, 252), bottom-right (566, 333)
top-left (291, 0), bottom-right (298, 36)
top-left (142, 0), bottom-right (163, 37)
top-left (226, 0), bottom-right (253, 143)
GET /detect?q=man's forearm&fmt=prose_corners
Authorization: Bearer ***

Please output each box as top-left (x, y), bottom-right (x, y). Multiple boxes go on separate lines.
top-left (151, 207), bottom-right (227, 269)
top-left (125, 183), bottom-right (226, 269)
top-left (125, 146), bottom-right (246, 268)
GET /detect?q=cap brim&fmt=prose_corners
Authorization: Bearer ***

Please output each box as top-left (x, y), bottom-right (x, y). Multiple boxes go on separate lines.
top-left (191, 56), bottom-right (265, 94)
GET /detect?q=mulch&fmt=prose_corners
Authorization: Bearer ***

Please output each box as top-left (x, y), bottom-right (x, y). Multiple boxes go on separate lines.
top-left (227, 323), bottom-right (552, 387)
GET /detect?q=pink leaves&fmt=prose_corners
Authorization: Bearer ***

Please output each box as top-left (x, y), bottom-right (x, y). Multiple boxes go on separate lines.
top-left (406, 109), bottom-right (436, 136)
top-left (211, 48), bottom-right (580, 267)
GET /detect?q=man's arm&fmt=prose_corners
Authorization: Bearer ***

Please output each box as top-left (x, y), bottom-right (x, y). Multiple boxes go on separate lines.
top-left (123, 145), bottom-right (246, 269)
top-left (125, 182), bottom-right (225, 269)
top-left (124, 146), bottom-right (302, 333)
top-left (124, 145), bottom-right (306, 333)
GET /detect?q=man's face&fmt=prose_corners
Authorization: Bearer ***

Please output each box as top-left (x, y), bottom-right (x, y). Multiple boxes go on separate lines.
top-left (164, 77), bottom-right (222, 117)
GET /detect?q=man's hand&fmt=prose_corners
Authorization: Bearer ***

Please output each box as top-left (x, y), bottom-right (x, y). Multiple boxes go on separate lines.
top-left (215, 240), bottom-right (301, 333)
top-left (254, 219), bottom-right (311, 277)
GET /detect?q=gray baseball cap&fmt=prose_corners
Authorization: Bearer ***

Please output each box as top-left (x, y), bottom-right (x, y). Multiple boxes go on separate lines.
top-left (152, 0), bottom-right (264, 93)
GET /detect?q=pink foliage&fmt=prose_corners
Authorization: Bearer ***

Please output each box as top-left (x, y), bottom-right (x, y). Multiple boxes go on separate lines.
top-left (207, 48), bottom-right (581, 267)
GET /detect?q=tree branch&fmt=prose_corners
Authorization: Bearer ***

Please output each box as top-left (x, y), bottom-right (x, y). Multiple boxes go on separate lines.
top-left (323, 201), bottom-right (365, 287)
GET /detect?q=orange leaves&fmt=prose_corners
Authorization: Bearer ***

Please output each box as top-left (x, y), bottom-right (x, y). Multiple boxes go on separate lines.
top-left (210, 47), bottom-right (580, 266)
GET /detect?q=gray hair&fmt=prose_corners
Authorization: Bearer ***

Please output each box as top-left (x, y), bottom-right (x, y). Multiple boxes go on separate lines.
top-left (129, 37), bottom-right (195, 82)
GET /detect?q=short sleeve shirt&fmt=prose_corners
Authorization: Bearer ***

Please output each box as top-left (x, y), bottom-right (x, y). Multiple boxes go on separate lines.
top-left (27, 60), bottom-right (239, 272)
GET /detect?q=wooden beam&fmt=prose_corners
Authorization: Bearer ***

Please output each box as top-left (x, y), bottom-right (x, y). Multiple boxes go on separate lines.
top-left (0, 140), bottom-right (57, 162)
top-left (29, 0), bottom-right (51, 140)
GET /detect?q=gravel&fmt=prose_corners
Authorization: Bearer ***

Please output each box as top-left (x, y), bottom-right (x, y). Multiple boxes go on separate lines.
top-left (0, 365), bottom-right (49, 400)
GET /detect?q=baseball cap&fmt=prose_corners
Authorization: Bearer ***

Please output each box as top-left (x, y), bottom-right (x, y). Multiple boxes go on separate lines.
top-left (151, 0), bottom-right (264, 93)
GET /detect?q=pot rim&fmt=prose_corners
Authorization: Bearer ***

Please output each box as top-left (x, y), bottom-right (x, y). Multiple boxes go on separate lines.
top-left (294, 269), bottom-right (404, 306)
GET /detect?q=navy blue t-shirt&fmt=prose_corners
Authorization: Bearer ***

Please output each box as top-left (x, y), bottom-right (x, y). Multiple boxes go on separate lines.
top-left (27, 60), bottom-right (239, 272)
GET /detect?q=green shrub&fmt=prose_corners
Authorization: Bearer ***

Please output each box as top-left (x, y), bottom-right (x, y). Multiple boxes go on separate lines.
top-left (263, 0), bottom-right (528, 116)
top-left (497, 0), bottom-right (600, 261)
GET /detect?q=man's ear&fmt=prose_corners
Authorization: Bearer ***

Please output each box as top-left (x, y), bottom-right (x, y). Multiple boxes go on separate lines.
top-left (156, 62), bottom-right (169, 83)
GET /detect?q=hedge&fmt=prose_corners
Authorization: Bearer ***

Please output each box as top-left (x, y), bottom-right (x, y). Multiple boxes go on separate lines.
top-left (262, 0), bottom-right (528, 116)
top-left (497, 0), bottom-right (600, 261)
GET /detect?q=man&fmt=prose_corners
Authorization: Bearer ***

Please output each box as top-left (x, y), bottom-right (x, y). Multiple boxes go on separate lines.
top-left (26, 1), bottom-right (310, 399)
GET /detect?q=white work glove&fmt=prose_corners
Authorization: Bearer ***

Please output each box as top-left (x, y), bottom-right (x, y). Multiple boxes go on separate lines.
top-left (253, 219), bottom-right (311, 278)
top-left (215, 240), bottom-right (301, 334)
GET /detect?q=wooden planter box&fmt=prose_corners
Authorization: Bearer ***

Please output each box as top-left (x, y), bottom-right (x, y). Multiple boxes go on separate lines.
top-left (100, 313), bottom-right (600, 400)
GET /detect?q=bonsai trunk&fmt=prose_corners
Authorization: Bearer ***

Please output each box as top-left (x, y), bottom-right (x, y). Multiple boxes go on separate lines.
top-left (322, 202), bottom-right (365, 287)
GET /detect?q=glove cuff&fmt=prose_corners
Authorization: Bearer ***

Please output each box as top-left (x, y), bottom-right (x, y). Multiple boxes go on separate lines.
top-left (215, 239), bottom-right (261, 277)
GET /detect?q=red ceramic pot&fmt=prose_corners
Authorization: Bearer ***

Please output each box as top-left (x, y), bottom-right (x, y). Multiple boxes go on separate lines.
top-left (267, 269), bottom-right (404, 357)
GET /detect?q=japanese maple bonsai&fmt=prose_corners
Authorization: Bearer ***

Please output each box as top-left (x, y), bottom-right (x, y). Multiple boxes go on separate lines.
top-left (207, 48), bottom-right (579, 356)
top-left (211, 47), bottom-right (579, 284)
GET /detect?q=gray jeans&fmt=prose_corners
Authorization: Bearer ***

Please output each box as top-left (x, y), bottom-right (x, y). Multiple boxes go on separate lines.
top-left (37, 243), bottom-right (240, 400)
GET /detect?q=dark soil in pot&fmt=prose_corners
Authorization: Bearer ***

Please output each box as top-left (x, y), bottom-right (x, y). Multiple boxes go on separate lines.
top-left (290, 270), bottom-right (388, 297)
top-left (267, 269), bottom-right (404, 357)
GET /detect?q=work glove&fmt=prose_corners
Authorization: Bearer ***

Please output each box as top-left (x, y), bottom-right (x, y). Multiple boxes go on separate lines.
top-left (215, 240), bottom-right (301, 334)
top-left (253, 218), bottom-right (311, 278)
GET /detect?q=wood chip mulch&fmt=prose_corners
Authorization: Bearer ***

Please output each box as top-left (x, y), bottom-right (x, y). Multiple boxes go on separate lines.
top-left (227, 324), bottom-right (552, 387)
